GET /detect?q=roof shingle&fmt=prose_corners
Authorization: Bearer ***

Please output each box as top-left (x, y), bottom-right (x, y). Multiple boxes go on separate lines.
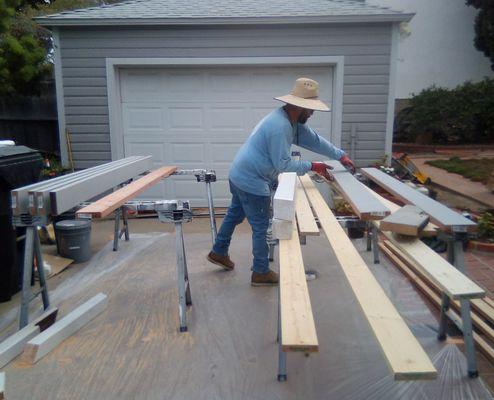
top-left (36, 0), bottom-right (413, 26)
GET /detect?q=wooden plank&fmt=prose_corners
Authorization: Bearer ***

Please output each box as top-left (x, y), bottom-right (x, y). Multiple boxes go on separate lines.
top-left (325, 161), bottom-right (390, 220)
top-left (295, 179), bottom-right (319, 236)
top-left (76, 166), bottom-right (177, 218)
top-left (380, 205), bottom-right (430, 236)
top-left (279, 219), bottom-right (318, 352)
top-left (383, 241), bottom-right (494, 343)
top-left (21, 293), bottom-right (108, 364)
top-left (0, 308), bottom-right (58, 368)
top-left (379, 244), bottom-right (494, 364)
top-left (361, 167), bottom-right (477, 232)
top-left (378, 227), bottom-right (484, 299)
top-left (273, 172), bottom-right (297, 222)
top-left (365, 186), bottom-right (438, 237)
top-left (300, 174), bottom-right (437, 380)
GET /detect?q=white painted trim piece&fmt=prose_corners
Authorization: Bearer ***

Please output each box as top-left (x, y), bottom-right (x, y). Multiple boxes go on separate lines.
top-left (385, 22), bottom-right (399, 166)
top-left (273, 172), bottom-right (297, 221)
top-left (0, 372), bottom-right (4, 400)
top-left (272, 218), bottom-right (293, 240)
top-left (0, 325), bottom-right (39, 368)
top-left (21, 293), bottom-right (108, 364)
top-left (53, 28), bottom-right (68, 167)
top-left (107, 56), bottom-right (345, 160)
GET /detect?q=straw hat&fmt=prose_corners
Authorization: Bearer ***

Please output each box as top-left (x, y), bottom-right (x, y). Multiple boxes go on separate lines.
top-left (275, 77), bottom-right (330, 112)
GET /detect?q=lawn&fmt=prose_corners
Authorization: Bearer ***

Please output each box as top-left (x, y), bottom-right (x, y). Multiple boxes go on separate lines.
top-left (426, 157), bottom-right (494, 184)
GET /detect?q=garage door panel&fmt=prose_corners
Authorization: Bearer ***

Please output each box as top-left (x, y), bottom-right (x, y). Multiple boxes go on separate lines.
top-left (170, 143), bottom-right (205, 163)
top-left (120, 71), bottom-right (163, 102)
top-left (125, 106), bottom-right (164, 130)
top-left (121, 65), bottom-right (333, 205)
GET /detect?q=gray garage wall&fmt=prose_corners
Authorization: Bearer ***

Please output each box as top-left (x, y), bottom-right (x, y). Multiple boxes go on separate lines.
top-left (58, 23), bottom-right (391, 169)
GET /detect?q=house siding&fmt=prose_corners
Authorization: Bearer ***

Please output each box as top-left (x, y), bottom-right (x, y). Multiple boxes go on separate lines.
top-left (58, 23), bottom-right (392, 169)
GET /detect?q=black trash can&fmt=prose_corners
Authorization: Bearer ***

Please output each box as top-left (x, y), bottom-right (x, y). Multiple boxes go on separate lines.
top-left (54, 220), bottom-right (92, 263)
top-left (0, 145), bottom-right (43, 302)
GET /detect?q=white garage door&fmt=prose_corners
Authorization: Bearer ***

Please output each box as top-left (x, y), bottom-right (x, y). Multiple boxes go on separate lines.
top-left (120, 66), bottom-right (333, 207)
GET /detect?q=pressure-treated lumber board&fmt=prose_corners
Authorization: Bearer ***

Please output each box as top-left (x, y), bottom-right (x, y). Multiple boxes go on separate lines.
top-left (324, 161), bottom-right (390, 221)
top-left (380, 205), bottom-right (430, 236)
top-left (21, 293), bottom-right (108, 364)
top-left (0, 307), bottom-right (58, 368)
top-left (47, 157), bottom-right (153, 217)
top-left (300, 174), bottom-right (436, 380)
top-left (383, 241), bottom-right (494, 344)
top-left (379, 228), bottom-right (484, 300)
top-left (295, 179), bottom-right (319, 236)
top-left (379, 243), bottom-right (494, 364)
top-left (365, 186), bottom-right (438, 237)
top-left (273, 172), bottom-right (297, 222)
top-left (279, 219), bottom-right (318, 352)
top-left (361, 167), bottom-right (476, 232)
top-left (76, 166), bottom-right (177, 218)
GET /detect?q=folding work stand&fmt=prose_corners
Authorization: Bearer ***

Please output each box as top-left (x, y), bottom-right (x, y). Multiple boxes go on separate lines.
top-left (12, 215), bottom-right (50, 329)
top-left (437, 229), bottom-right (478, 378)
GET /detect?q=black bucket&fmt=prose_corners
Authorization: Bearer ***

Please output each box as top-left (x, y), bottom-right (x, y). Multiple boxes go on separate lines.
top-left (54, 220), bottom-right (92, 263)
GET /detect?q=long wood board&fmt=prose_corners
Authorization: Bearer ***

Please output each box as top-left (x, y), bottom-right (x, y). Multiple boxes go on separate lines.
top-left (21, 293), bottom-right (108, 364)
top-left (325, 161), bottom-right (390, 220)
top-left (379, 244), bottom-right (494, 364)
top-left (361, 167), bottom-right (476, 232)
top-left (300, 174), bottom-right (437, 380)
top-left (383, 241), bottom-right (494, 344)
top-left (76, 166), bottom-right (177, 218)
top-left (380, 205), bottom-right (430, 236)
top-left (378, 228), bottom-right (484, 300)
top-left (295, 179), bottom-right (319, 236)
top-left (279, 219), bottom-right (318, 352)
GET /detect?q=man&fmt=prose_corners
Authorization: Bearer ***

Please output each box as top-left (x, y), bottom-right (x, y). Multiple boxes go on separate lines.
top-left (206, 77), bottom-right (355, 286)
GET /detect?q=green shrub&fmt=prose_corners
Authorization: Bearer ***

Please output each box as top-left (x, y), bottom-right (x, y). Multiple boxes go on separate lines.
top-left (395, 78), bottom-right (494, 144)
top-left (478, 212), bottom-right (494, 241)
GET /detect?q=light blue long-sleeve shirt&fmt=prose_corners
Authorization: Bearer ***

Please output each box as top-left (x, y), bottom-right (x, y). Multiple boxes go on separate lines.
top-left (229, 107), bottom-right (345, 196)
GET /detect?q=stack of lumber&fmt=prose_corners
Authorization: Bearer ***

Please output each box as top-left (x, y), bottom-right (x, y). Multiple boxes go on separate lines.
top-left (380, 240), bottom-right (494, 362)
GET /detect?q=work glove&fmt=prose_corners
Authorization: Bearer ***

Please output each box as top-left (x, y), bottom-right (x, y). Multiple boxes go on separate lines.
top-left (339, 154), bottom-right (356, 174)
top-left (311, 162), bottom-right (334, 181)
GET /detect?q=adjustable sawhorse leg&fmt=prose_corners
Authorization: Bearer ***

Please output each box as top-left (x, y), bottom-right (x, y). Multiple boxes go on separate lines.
top-left (366, 221), bottom-right (380, 264)
top-left (19, 225), bottom-right (50, 329)
top-left (437, 231), bottom-right (478, 378)
top-left (174, 220), bottom-right (192, 332)
top-left (277, 288), bottom-right (287, 381)
top-left (113, 205), bottom-right (129, 251)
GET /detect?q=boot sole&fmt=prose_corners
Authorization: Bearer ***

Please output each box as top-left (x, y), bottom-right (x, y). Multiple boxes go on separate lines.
top-left (207, 255), bottom-right (234, 271)
top-left (251, 281), bottom-right (279, 287)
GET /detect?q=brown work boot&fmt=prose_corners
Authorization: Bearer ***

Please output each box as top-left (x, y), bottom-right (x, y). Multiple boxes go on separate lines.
top-left (207, 251), bottom-right (235, 271)
top-left (251, 270), bottom-right (279, 287)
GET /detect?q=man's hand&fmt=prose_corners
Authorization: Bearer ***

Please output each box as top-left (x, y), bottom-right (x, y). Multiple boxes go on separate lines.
top-left (339, 155), bottom-right (356, 174)
top-left (311, 162), bottom-right (334, 181)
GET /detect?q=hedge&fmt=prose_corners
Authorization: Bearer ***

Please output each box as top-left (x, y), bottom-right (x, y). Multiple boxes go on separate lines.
top-left (394, 78), bottom-right (494, 144)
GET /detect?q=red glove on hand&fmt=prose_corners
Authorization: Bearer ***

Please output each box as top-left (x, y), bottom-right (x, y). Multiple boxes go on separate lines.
top-left (311, 162), bottom-right (334, 181)
top-left (339, 155), bottom-right (356, 174)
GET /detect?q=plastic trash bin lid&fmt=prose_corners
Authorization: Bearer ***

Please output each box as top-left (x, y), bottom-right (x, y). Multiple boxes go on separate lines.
top-left (55, 219), bottom-right (91, 231)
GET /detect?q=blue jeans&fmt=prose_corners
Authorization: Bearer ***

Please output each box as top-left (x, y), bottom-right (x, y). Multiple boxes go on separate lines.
top-left (212, 181), bottom-right (271, 274)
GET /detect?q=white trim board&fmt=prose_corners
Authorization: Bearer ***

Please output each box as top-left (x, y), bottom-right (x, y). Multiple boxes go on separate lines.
top-left (53, 28), bottom-right (68, 167)
top-left (384, 22), bottom-right (399, 165)
top-left (106, 56), bottom-right (345, 160)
